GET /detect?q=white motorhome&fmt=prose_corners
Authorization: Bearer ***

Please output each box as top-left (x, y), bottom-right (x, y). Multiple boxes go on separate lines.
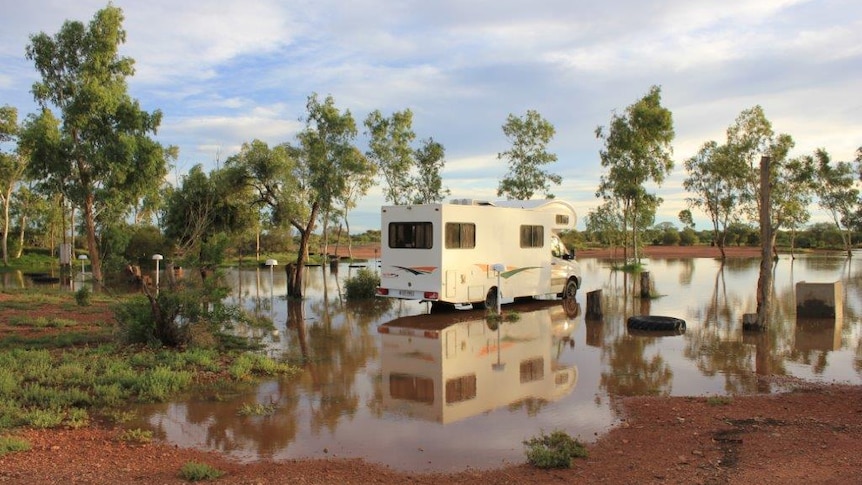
top-left (377, 199), bottom-right (582, 309)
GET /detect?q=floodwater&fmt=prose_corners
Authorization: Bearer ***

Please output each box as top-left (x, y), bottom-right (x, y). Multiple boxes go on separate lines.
top-left (131, 254), bottom-right (862, 472)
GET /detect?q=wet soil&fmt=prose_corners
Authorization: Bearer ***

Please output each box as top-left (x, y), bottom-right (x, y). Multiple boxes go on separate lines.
top-left (2, 380), bottom-right (860, 484)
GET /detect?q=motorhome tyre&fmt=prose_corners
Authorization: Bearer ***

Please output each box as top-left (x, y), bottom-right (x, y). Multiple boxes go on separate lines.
top-left (562, 279), bottom-right (578, 299)
top-left (482, 287), bottom-right (499, 311)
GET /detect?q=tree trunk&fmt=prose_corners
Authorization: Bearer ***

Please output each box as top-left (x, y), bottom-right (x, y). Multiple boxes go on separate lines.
top-left (345, 217), bottom-right (354, 261)
top-left (82, 193), bottom-right (102, 284)
top-left (755, 156), bottom-right (772, 328)
top-left (586, 289), bottom-right (603, 319)
top-left (15, 214), bottom-right (25, 259)
top-left (1, 189), bottom-right (10, 266)
top-left (290, 202), bottom-right (320, 298)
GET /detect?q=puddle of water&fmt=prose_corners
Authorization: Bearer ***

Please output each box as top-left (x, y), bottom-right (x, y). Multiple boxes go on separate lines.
top-left (131, 254), bottom-right (862, 472)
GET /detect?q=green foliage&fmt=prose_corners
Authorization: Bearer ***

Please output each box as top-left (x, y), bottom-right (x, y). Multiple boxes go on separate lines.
top-left (228, 353), bottom-right (295, 381)
top-left (237, 401), bottom-right (278, 417)
top-left (124, 225), bottom-right (168, 268)
top-left (24, 408), bottom-right (65, 428)
top-left (497, 109), bottom-right (561, 199)
top-left (65, 408), bottom-right (90, 428)
top-left (596, 85), bottom-right (675, 263)
top-left (0, 342), bottom-right (299, 432)
top-left (523, 430), bottom-right (588, 469)
top-left (118, 428), bottom-right (153, 444)
top-left (364, 108), bottom-right (417, 205)
top-left (0, 435), bottom-right (30, 455)
top-left (113, 295), bottom-right (162, 346)
top-left (75, 286), bottom-right (91, 306)
top-left (23, 5), bottom-right (170, 281)
top-left (679, 227), bottom-right (699, 246)
top-left (114, 273), bottom-right (259, 348)
top-left (487, 311), bottom-right (521, 328)
top-left (344, 268), bottom-right (380, 299)
top-left (135, 366), bottom-right (192, 402)
top-left (179, 461), bottom-right (224, 482)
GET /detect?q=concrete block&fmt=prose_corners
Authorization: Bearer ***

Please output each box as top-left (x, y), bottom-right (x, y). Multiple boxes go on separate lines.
top-left (795, 281), bottom-right (843, 319)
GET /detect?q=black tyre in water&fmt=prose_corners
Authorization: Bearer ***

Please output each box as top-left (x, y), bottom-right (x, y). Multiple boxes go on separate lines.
top-left (626, 315), bottom-right (686, 332)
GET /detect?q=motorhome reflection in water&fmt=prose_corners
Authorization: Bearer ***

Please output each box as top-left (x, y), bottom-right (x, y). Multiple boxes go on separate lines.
top-left (377, 199), bottom-right (582, 310)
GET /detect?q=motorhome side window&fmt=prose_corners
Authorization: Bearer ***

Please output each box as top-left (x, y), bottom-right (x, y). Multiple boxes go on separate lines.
top-left (389, 222), bottom-right (433, 249)
top-left (519, 225), bottom-right (544, 248)
top-left (445, 223), bottom-right (476, 249)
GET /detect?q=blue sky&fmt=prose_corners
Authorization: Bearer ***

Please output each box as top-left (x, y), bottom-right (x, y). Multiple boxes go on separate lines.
top-left (1, 0), bottom-right (860, 233)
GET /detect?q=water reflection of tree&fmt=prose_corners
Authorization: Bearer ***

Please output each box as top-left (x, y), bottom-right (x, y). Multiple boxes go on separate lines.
top-left (600, 330), bottom-right (673, 396)
top-left (287, 268), bottom-right (382, 437)
top-left (682, 260), bottom-right (790, 393)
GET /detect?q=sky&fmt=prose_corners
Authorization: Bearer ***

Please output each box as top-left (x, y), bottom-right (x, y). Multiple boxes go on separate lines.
top-left (1, 0), bottom-right (860, 233)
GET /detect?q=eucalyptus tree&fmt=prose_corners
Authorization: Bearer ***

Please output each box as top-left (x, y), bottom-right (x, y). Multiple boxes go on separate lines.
top-left (291, 94), bottom-right (365, 295)
top-left (814, 148), bottom-right (859, 257)
top-left (725, 106), bottom-right (813, 252)
top-left (585, 199), bottom-right (625, 250)
top-left (596, 85), bottom-right (675, 263)
top-left (365, 109), bottom-right (416, 205)
top-left (230, 94), bottom-right (364, 297)
top-left (22, 6), bottom-right (169, 283)
top-left (336, 146), bottom-right (376, 259)
top-left (162, 164), bottom-right (257, 279)
top-left (683, 141), bottom-right (746, 259)
top-left (412, 137), bottom-right (449, 204)
top-left (10, 186), bottom-right (41, 257)
top-left (0, 105), bottom-right (28, 265)
top-left (497, 109), bottom-right (561, 200)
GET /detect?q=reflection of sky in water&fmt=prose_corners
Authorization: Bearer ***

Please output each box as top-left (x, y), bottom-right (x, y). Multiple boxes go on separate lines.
top-left (133, 254), bottom-right (862, 472)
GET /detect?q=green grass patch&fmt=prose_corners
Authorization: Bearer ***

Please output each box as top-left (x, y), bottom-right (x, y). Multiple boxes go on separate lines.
top-left (7, 315), bottom-right (79, 328)
top-left (179, 461), bottom-right (224, 481)
top-left (0, 345), bottom-right (299, 431)
top-left (0, 435), bottom-right (30, 455)
top-left (118, 428), bottom-right (153, 444)
top-left (524, 430), bottom-right (588, 469)
top-left (0, 332), bottom-right (114, 350)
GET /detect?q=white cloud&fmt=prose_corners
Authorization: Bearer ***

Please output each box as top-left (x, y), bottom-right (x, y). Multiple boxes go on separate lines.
top-left (2, 0), bottom-right (860, 233)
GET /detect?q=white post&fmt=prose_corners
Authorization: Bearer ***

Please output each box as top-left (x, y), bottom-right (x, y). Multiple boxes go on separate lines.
top-left (152, 254), bottom-right (163, 295)
top-left (491, 263), bottom-right (505, 315)
top-left (78, 254), bottom-right (88, 276)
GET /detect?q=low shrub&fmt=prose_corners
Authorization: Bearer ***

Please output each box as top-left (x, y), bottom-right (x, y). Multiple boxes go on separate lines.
top-left (344, 268), bottom-right (380, 300)
top-left (179, 461), bottom-right (224, 481)
top-left (75, 287), bottom-right (91, 307)
top-left (524, 430), bottom-right (588, 469)
top-left (118, 428), bottom-right (153, 444)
